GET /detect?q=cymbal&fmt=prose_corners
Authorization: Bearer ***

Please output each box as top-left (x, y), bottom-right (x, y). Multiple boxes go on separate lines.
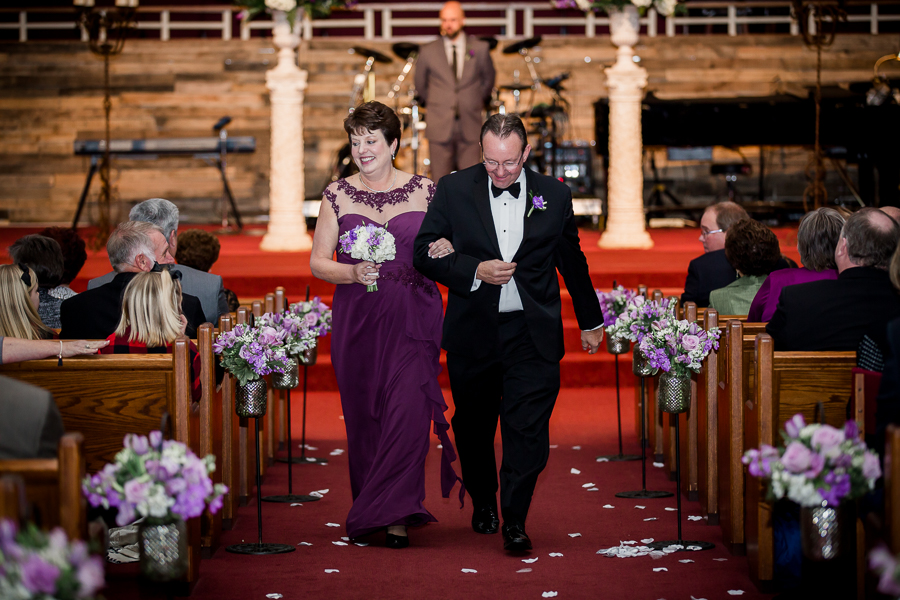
top-left (502, 36), bottom-right (542, 55)
top-left (351, 46), bottom-right (393, 64)
top-left (479, 36), bottom-right (498, 51)
top-left (499, 82), bottom-right (532, 91)
top-left (392, 42), bottom-right (419, 60)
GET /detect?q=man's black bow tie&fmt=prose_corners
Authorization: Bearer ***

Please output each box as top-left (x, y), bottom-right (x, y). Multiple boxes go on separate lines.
top-left (491, 182), bottom-right (521, 198)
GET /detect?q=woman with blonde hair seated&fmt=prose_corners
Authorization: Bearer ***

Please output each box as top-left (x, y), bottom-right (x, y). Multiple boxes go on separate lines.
top-left (0, 263), bottom-right (54, 340)
top-left (99, 270), bottom-right (200, 400)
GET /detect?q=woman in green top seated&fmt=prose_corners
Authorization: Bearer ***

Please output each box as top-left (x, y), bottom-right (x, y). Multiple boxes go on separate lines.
top-left (709, 219), bottom-right (783, 316)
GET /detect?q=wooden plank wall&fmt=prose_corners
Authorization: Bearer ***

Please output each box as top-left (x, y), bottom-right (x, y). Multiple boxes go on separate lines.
top-left (0, 34), bottom-right (895, 223)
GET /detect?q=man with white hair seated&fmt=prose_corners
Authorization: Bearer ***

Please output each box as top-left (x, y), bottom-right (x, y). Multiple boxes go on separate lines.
top-left (89, 198), bottom-right (228, 324)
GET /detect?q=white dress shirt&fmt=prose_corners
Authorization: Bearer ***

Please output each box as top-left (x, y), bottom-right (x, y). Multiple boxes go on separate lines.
top-left (442, 35), bottom-right (465, 80)
top-left (471, 170), bottom-right (527, 312)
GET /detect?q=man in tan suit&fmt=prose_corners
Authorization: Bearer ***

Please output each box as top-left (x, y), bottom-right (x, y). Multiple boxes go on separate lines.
top-left (414, 1), bottom-right (495, 183)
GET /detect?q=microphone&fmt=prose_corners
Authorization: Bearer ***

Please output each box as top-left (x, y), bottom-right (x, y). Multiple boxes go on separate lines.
top-left (213, 116), bottom-right (232, 131)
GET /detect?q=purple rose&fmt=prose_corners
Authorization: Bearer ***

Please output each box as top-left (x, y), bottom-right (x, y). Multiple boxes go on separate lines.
top-left (681, 334), bottom-right (700, 352)
top-left (125, 433), bottom-right (149, 456)
top-left (77, 556), bottom-right (106, 597)
top-left (863, 451), bottom-right (882, 480)
top-left (304, 312), bottom-right (318, 327)
top-left (781, 441), bottom-right (814, 474)
top-left (124, 480), bottom-right (150, 506)
top-left (811, 425), bottom-right (845, 458)
top-left (149, 430), bottom-right (163, 449)
top-left (784, 414), bottom-right (806, 439)
top-left (20, 554), bottom-right (60, 595)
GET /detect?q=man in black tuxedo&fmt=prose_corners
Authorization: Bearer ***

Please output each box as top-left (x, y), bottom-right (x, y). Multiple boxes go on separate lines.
top-left (767, 207), bottom-right (900, 353)
top-left (413, 114), bottom-right (604, 553)
top-left (60, 221), bottom-right (205, 340)
top-left (681, 201), bottom-right (750, 308)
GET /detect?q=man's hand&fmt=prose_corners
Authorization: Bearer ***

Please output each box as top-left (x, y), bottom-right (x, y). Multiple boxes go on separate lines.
top-left (581, 328), bottom-right (604, 354)
top-left (476, 260), bottom-right (516, 285)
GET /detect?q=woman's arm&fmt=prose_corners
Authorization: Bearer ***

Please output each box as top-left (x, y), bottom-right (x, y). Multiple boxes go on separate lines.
top-left (1, 337), bottom-right (109, 364)
top-left (309, 192), bottom-right (377, 287)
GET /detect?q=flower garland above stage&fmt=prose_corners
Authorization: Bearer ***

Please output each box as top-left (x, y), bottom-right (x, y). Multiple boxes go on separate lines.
top-left (551, 0), bottom-right (680, 18)
top-left (236, 0), bottom-right (356, 27)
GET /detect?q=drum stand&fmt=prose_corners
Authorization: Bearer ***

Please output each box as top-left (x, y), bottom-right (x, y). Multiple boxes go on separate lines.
top-left (226, 418), bottom-right (295, 556)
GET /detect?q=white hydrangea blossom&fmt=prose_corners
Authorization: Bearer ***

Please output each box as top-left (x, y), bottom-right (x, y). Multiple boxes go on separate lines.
top-left (265, 0), bottom-right (297, 11)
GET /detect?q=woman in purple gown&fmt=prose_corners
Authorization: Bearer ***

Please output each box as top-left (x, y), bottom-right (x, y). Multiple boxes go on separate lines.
top-left (310, 102), bottom-right (462, 549)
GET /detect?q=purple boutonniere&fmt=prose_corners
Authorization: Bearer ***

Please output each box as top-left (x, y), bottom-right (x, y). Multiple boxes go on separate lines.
top-left (527, 193), bottom-right (546, 217)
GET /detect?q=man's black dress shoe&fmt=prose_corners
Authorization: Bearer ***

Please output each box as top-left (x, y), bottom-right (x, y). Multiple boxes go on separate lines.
top-left (385, 533), bottom-right (409, 549)
top-left (501, 523), bottom-right (532, 552)
top-left (471, 506), bottom-right (500, 534)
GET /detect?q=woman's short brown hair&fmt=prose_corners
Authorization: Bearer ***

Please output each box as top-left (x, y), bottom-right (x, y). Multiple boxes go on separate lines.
top-left (175, 229), bottom-right (221, 273)
top-left (344, 101), bottom-right (402, 149)
top-left (724, 219), bottom-right (783, 277)
top-left (797, 207), bottom-right (844, 272)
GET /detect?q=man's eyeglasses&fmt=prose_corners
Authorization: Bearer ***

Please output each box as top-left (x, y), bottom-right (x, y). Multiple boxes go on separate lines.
top-left (700, 228), bottom-right (723, 238)
top-left (483, 156), bottom-right (522, 170)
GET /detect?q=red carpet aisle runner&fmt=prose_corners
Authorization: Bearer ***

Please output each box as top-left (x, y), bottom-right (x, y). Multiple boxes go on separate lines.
top-left (177, 388), bottom-right (772, 600)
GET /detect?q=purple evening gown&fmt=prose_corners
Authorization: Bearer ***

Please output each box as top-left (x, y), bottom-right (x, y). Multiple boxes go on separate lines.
top-left (330, 200), bottom-right (462, 539)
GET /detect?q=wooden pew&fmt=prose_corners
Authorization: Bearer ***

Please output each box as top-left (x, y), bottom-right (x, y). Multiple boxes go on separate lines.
top-left (745, 333), bottom-right (857, 589)
top-left (887, 424), bottom-right (900, 553)
top-left (0, 345), bottom-right (203, 588)
top-left (717, 318), bottom-right (766, 554)
top-left (0, 432), bottom-right (85, 540)
top-left (697, 307), bottom-right (720, 524)
top-left (197, 323), bottom-right (222, 554)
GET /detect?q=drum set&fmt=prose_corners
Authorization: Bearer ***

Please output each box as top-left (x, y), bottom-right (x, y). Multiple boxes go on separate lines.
top-left (329, 35), bottom-right (575, 182)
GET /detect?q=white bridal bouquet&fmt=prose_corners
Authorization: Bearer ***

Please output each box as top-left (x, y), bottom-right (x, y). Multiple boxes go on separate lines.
top-left (338, 223), bottom-right (396, 292)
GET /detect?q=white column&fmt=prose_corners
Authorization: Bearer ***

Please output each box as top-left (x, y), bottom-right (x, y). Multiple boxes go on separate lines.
top-left (261, 10), bottom-right (312, 252)
top-left (599, 6), bottom-right (653, 249)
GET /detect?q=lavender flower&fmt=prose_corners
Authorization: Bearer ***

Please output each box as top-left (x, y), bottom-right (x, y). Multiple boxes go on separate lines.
top-left (637, 316), bottom-right (719, 377)
top-left (870, 544), bottom-right (900, 596)
top-left (527, 194), bottom-right (546, 217)
top-left (289, 297), bottom-right (332, 337)
top-left (215, 322), bottom-right (291, 387)
top-left (338, 224), bottom-right (396, 291)
top-left (596, 285), bottom-right (636, 328)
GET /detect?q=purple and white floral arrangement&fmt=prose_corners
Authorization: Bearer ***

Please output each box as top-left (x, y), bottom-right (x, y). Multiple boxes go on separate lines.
top-left (0, 519), bottom-right (105, 600)
top-left (606, 295), bottom-right (676, 344)
top-left (596, 285), bottom-right (636, 329)
top-left (82, 431), bottom-right (227, 527)
top-left (638, 318), bottom-right (720, 376)
top-left (742, 414), bottom-right (881, 507)
top-left (256, 311), bottom-right (317, 356)
top-left (289, 297), bottom-right (332, 337)
top-left (869, 544), bottom-right (900, 597)
top-left (213, 323), bottom-right (291, 387)
top-left (338, 223), bottom-right (396, 292)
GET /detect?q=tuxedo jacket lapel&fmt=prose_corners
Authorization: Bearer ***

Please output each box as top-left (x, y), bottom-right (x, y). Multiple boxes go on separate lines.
top-left (472, 167), bottom-right (503, 258)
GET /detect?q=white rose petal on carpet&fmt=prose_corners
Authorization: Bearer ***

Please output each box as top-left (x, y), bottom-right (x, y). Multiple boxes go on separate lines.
top-left (461, 569), bottom-right (477, 574)
top-left (596, 457), bottom-right (609, 462)
top-left (517, 568), bottom-right (532, 573)
top-left (550, 444), bottom-right (558, 448)
top-left (582, 483), bottom-right (595, 488)
top-left (643, 518), bottom-right (657, 521)
top-left (549, 552), bottom-right (563, 557)
top-left (587, 487), bottom-right (599, 491)
top-left (329, 449), bottom-right (344, 456)
top-left (290, 503), bottom-right (303, 507)
top-left (622, 541), bottom-right (637, 545)
top-left (713, 558), bottom-right (728, 561)
top-left (317, 489), bottom-right (330, 494)
top-left (324, 569), bottom-right (339, 574)
top-left (641, 538), bottom-right (654, 544)
top-left (653, 568), bottom-right (668, 572)
top-left (266, 594), bottom-right (282, 599)
top-left (570, 468), bottom-right (581, 474)
top-left (297, 542), bottom-right (312, 546)
top-left (325, 523), bottom-right (340, 527)
top-left (522, 557), bottom-right (539, 563)
top-left (354, 542), bottom-right (369, 547)
top-left (310, 492), bottom-right (324, 498)
top-left (691, 596), bottom-right (708, 600)
top-left (332, 541), bottom-right (348, 546)
top-left (652, 462), bottom-right (664, 468)
top-left (341, 537), bottom-right (349, 541)
top-left (572, 445), bottom-right (581, 450)
top-left (542, 592), bottom-right (558, 598)
top-left (665, 507), bottom-right (677, 511)
top-left (302, 445), bottom-right (318, 450)
top-left (727, 592), bottom-right (745, 596)
top-left (602, 504), bottom-right (615, 509)
top-left (679, 559), bottom-right (695, 563)
top-left (568, 533), bottom-right (582, 538)
top-left (688, 516), bottom-right (703, 521)
top-left (634, 505), bottom-right (646, 509)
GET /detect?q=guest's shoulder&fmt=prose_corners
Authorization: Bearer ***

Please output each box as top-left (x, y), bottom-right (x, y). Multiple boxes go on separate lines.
top-left (172, 264), bottom-right (221, 284)
top-left (690, 249), bottom-right (729, 269)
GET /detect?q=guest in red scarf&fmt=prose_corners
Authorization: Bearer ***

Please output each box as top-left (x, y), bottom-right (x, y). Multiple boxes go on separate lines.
top-left (100, 270), bottom-right (201, 400)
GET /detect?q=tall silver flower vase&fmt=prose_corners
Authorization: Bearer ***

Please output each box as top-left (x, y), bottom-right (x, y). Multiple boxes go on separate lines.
top-left (798, 501), bottom-right (856, 597)
top-left (606, 334), bottom-right (630, 355)
top-left (632, 344), bottom-right (657, 377)
top-left (271, 358), bottom-right (299, 390)
top-left (139, 516), bottom-right (188, 581)
top-left (297, 339), bottom-right (317, 366)
top-left (658, 370), bottom-right (691, 414)
top-left (236, 379), bottom-right (268, 418)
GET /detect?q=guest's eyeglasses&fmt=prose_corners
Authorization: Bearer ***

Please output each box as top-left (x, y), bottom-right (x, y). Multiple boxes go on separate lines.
top-left (483, 155), bottom-right (523, 170)
top-left (700, 228), bottom-right (723, 238)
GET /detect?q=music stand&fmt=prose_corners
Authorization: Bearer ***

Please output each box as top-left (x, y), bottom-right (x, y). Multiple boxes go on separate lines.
top-left (213, 116), bottom-right (244, 232)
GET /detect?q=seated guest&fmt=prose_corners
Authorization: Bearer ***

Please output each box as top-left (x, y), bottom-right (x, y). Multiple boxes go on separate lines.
top-left (39, 226), bottom-right (87, 299)
top-left (0, 377), bottom-right (63, 459)
top-left (767, 207), bottom-right (900, 352)
top-left (100, 270), bottom-right (201, 400)
top-left (90, 199), bottom-right (228, 324)
top-left (0, 264), bottom-right (54, 340)
top-left (9, 234), bottom-right (67, 328)
top-left (875, 242), bottom-right (900, 458)
top-left (59, 221), bottom-right (205, 340)
top-left (175, 228), bottom-right (239, 312)
top-left (681, 201), bottom-right (749, 308)
top-left (748, 207), bottom-right (843, 322)
top-left (709, 219), bottom-right (782, 316)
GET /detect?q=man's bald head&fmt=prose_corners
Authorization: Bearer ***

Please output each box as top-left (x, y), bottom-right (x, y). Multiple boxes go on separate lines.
top-left (881, 206), bottom-right (900, 223)
top-left (837, 207), bottom-right (900, 271)
top-left (440, 1), bottom-right (465, 39)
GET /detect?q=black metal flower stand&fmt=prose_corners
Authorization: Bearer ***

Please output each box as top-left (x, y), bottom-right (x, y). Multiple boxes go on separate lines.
top-left (597, 342), bottom-right (640, 462)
